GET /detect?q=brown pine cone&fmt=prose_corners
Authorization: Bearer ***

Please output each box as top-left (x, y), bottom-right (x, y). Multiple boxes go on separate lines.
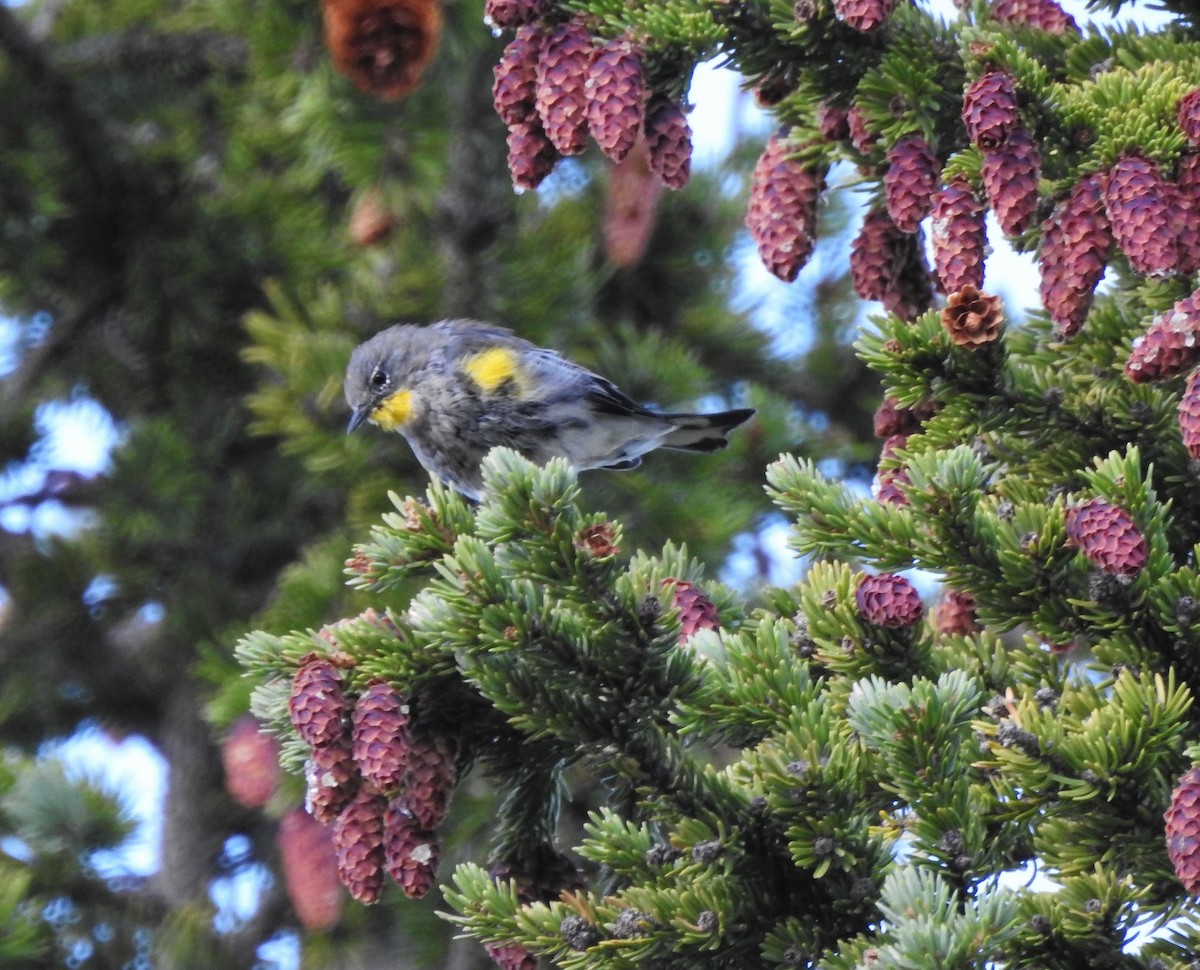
top-left (851, 208), bottom-right (901, 302)
top-left (534, 22), bottom-right (593, 157)
top-left (1105, 155), bottom-right (1182, 278)
top-left (493, 26), bottom-right (541, 126)
top-left (1179, 88), bottom-right (1200, 146)
top-left (644, 96), bottom-right (692, 189)
top-left (930, 179), bottom-right (986, 293)
top-left (332, 789), bottom-right (388, 904)
top-left (935, 590), bottom-right (981, 636)
top-left (663, 578), bottom-right (720, 643)
top-left (883, 228), bottom-right (934, 322)
top-left (1176, 152), bottom-right (1200, 275)
top-left (818, 103), bottom-right (850, 142)
top-left (1038, 172), bottom-right (1112, 338)
top-left (942, 285), bottom-right (1004, 348)
top-left (873, 396), bottom-right (921, 438)
top-left (289, 653), bottom-right (350, 748)
top-left (586, 38), bottom-right (645, 163)
top-left (745, 134), bottom-right (824, 282)
top-left (484, 0), bottom-right (546, 30)
top-left (603, 139), bottom-right (662, 267)
top-left (848, 103), bottom-right (878, 155)
top-left (322, 0), bottom-right (443, 100)
top-left (401, 726), bottom-right (458, 829)
top-left (486, 943), bottom-right (539, 970)
top-left (962, 71), bottom-right (1020, 151)
top-left (981, 128), bottom-right (1040, 236)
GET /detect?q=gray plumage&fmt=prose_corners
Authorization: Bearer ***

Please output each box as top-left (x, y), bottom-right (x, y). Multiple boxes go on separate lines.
top-left (345, 320), bottom-right (755, 500)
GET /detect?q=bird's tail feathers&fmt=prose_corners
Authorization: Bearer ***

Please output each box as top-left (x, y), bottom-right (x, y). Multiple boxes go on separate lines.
top-left (660, 408), bottom-right (755, 453)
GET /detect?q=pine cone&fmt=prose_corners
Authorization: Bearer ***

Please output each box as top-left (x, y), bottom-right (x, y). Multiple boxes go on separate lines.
top-left (851, 208), bottom-right (901, 302)
top-left (351, 681), bottom-right (411, 794)
top-left (484, 0), bottom-right (546, 30)
top-left (833, 0), bottom-right (897, 31)
top-left (493, 26), bottom-right (541, 126)
top-left (848, 103), bottom-right (878, 156)
top-left (1065, 498), bottom-right (1149, 577)
top-left (745, 134), bottom-right (823, 282)
top-left (963, 71), bottom-right (1020, 151)
top-left (1166, 766), bottom-right (1200, 892)
top-left (1125, 289), bottom-right (1200, 383)
top-left (603, 139), bottom-right (662, 267)
top-left (348, 186), bottom-right (396, 247)
top-left (981, 128), bottom-right (1040, 236)
top-left (935, 590), bottom-right (981, 636)
top-left (383, 803), bottom-right (440, 898)
top-left (942, 285), bottom-right (1004, 348)
top-left (818, 103), bottom-right (850, 142)
top-left (586, 39), bottom-right (644, 163)
top-left (1180, 88), bottom-right (1200, 146)
top-left (332, 789), bottom-right (388, 904)
top-left (322, 0), bottom-right (443, 100)
top-left (873, 396), bottom-right (921, 438)
top-left (930, 179), bottom-right (986, 293)
top-left (289, 654), bottom-right (350, 748)
top-left (991, 0), bottom-right (1077, 32)
top-left (278, 807), bottom-right (344, 931)
top-left (1038, 172), bottom-right (1112, 338)
top-left (883, 228), bottom-right (934, 322)
top-left (486, 943), bottom-right (539, 970)
top-left (401, 726), bottom-right (458, 829)
top-left (1179, 368), bottom-right (1200, 459)
top-left (856, 573), bottom-right (924, 628)
top-left (663, 579), bottom-right (720, 643)
top-left (885, 135), bottom-right (940, 233)
top-left (221, 715), bottom-right (280, 809)
top-left (1176, 152), bottom-right (1200, 275)
top-left (644, 96), bottom-right (692, 189)
top-left (306, 739), bottom-right (360, 824)
top-left (1104, 155), bottom-right (1181, 278)
top-left (506, 118), bottom-right (558, 191)
top-left (875, 465), bottom-right (911, 506)
top-left (534, 22), bottom-right (593, 156)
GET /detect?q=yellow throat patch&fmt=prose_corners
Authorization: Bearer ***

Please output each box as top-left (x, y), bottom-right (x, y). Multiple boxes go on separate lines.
top-left (371, 389), bottom-right (414, 430)
top-left (463, 347), bottom-right (523, 394)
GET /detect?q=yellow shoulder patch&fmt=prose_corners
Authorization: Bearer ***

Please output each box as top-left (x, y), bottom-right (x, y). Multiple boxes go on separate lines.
top-left (371, 389), bottom-right (414, 431)
top-left (463, 347), bottom-right (524, 394)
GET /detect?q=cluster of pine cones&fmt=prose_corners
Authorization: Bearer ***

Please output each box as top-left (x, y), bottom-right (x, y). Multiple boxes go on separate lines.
top-left (288, 646), bottom-right (458, 904)
top-left (489, 0), bottom-right (691, 191)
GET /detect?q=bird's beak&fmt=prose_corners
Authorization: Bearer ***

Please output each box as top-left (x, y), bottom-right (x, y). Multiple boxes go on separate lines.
top-left (347, 405), bottom-right (372, 433)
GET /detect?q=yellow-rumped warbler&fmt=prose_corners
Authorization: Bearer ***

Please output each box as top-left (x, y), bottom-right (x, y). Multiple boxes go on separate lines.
top-left (345, 320), bottom-right (755, 500)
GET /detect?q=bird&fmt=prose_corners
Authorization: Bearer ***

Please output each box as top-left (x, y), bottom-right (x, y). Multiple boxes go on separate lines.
top-left (344, 320), bottom-right (755, 501)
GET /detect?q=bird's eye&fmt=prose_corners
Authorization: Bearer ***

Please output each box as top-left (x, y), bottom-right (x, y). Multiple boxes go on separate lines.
top-left (370, 369), bottom-right (389, 388)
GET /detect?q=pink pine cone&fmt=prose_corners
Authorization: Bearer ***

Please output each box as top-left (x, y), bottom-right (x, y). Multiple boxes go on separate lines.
top-left (992, 0), bottom-right (1078, 32)
top-left (1038, 172), bottom-right (1112, 338)
top-left (586, 39), bottom-right (645, 163)
top-left (493, 26), bottom-right (540, 126)
top-left (1125, 288), bottom-right (1200, 383)
top-left (221, 715), bottom-right (280, 809)
top-left (856, 573), bottom-right (924, 628)
top-left (484, 0), bottom-right (547, 29)
top-left (1065, 498), bottom-right (1148, 577)
top-left (963, 71), bottom-right (1020, 151)
top-left (534, 22), bottom-right (593, 156)
top-left (383, 802), bottom-right (440, 898)
top-left (278, 807), bottom-right (344, 931)
top-left (982, 127), bottom-right (1040, 236)
top-left (1105, 155), bottom-right (1182, 278)
top-left (1179, 88), bottom-right (1200, 146)
top-left (1167, 767), bottom-right (1200, 892)
top-left (305, 738), bottom-right (360, 824)
top-left (930, 179), bottom-right (986, 293)
top-left (332, 789), bottom-right (388, 904)
top-left (351, 681), bottom-right (411, 794)
top-left (745, 134), bottom-right (823, 282)
top-left (833, 0), bottom-right (898, 31)
top-left (289, 654), bottom-right (350, 749)
top-left (1180, 368), bottom-right (1200, 459)
top-left (1176, 152), bottom-right (1200, 275)
top-left (885, 135), bottom-right (940, 234)
top-left (506, 118), bottom-right (558, 191)
top-left (644, 96), bottom-right (692, 189)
